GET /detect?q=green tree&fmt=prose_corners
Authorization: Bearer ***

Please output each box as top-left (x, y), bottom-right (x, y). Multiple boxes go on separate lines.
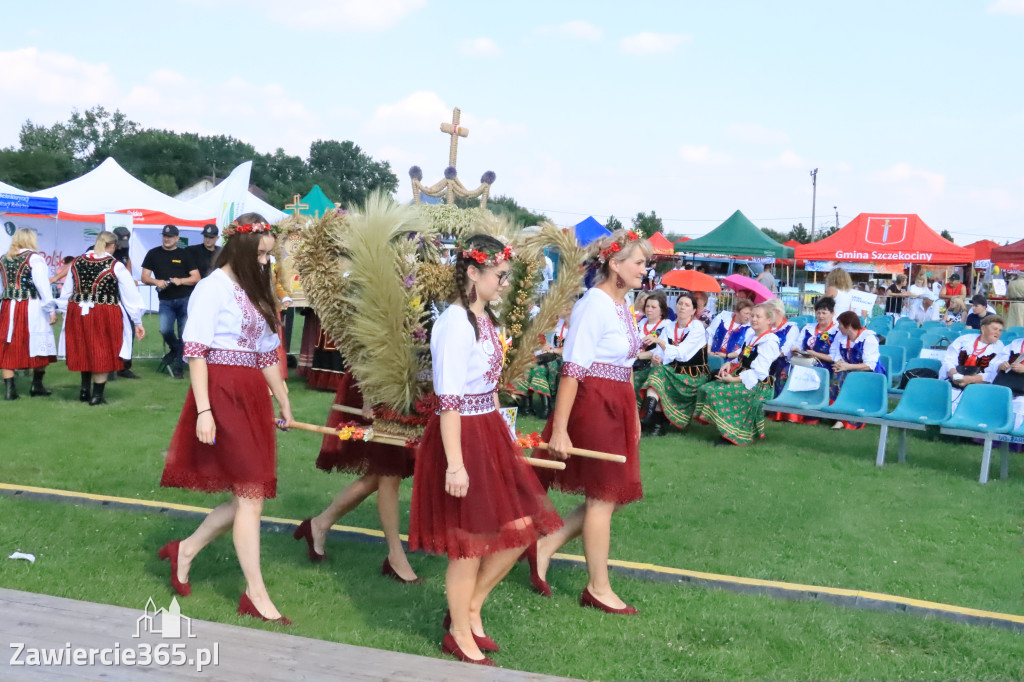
top-left (197, 135), bottom-right (258, 180)
top-left (306, 139), bottom-right (398, 207)
top-left (478, 195), bottom-right (546, 226)
top-left (940, 229), bottom-right (954, 243)
top-left (632, 210), bottom-right (663, 237)
top-left (788, 223), bottom-right (810, 243)
top-left (605, 215), bottom-right (623, 231)
top-left (109, 129), bottom-right (201, 193)
top-left (20, 106), bottom-right (139, 174)
top-left (761, 227), bottom-right (789, 243)
top-left (0, 149), bottom-right (74, 190)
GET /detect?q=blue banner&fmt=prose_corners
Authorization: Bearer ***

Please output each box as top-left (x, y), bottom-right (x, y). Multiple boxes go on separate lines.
top-left (0, 193), bottom-right (58, 215)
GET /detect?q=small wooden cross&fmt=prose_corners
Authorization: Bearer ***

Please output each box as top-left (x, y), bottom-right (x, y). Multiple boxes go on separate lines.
top-left (285, 194), bottom-right (309, 217)
top-left (439, 108), bottom-right (469, 168)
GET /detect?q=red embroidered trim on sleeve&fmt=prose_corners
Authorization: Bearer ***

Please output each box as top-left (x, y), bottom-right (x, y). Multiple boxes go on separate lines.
top-left (562, 362), bottom-right (588, 381)
top-left (183, 342), bottom-right (210, 358)
top-left (256, 350), bottom-right (279, 369)
top-left (438, 394), bottom-right (462, 411)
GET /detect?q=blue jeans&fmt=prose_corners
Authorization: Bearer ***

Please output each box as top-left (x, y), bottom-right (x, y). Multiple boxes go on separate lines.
top-left (158, 297), bottom-right (189, 368)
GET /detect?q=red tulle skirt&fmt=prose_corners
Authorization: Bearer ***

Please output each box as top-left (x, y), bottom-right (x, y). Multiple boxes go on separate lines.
top-left (409, 410), bottom-right (563, 559)
top-left (161, 364), bottom-right (277, 499)
top-left (0, 299), bottom-right (51, 370)
top-left (542, 376), bottom-right (643, 504)
top-left (64, 302), bottom-right (123, 373)
top-left (317, 371), bottom-right (415, 478)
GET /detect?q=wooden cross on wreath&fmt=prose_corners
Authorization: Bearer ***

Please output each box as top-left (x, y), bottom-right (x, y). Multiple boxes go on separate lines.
top-left (440, 108), bottom-right (469, 168)
top-left (285, 194), bottom-right (309, 217)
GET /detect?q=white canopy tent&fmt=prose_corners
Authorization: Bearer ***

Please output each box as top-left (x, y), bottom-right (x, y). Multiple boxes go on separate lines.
top-left (185, 161), bottom-right (287, 226)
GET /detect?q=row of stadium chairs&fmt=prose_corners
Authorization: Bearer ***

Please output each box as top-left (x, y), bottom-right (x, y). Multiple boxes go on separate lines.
top-left (766, 370), bottom-right (1022, 483)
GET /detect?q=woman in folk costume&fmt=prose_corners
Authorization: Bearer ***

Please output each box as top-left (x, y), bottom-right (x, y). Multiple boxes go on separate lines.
top-left (785, 295), bottom-right (840, 424)
top-left (940, 315), bottom-right (1005, 411)
top-left (694, 302), bottom-right (781, 446)
top-left (827, 311), bottom-right (887, 430)
top-left (294, 370), bottom-right (421, 584)
top-left (632, 290), bottom-right (672, 400)
top-left (764, 298), bottom-right (801, 421)
top-left (707, 298), bottom-right (753, 360)
top-left (515, 311), bottom-right (570, 418)
top-left (639, 292), bottom-right (710, 436)
top-left (993, 334), bottom-right (1024, 433)
top-left (158, 214), bottom-right (294, 625)
top-left (408, 234), bottom-right (562, 666)
top-left (57, 231), bottom-right (145, 406)
top-left (0, 228), bottom-right (57, 400)
top-left (530, 229), bottom-right (652, 615)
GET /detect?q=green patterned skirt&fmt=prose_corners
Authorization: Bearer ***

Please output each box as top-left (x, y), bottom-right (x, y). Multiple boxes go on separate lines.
top-left (633, 363), bottom-right (654, 401)
top-left (642, 366), bottom-right (710, 429)
top-left (695, 379), bottom-right (774, 445)
top-left (517, 360), bottom-right (562, 397)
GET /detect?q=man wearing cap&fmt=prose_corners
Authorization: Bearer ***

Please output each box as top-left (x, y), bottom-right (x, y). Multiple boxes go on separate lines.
top-left (966, 295), bottom-right (998, 329)
top-left (940, 272), bottom-right (968, 307)
top-left (141, 225), bottom-right (199, 378)
top-left (187, 224), bottom-right (222, 279)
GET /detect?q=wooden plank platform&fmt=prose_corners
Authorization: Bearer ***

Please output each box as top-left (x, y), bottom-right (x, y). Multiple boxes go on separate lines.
top-left (1, 588), bottom-right (577, 681)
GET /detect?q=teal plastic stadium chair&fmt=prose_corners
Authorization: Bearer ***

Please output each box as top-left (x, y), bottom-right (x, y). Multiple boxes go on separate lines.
top-left (922, 320), bottom-right (946, 330)
top-left (878, 345), bottom-right (906, 382)
top-left (893, 317), bottom-right (919, 330)
top-left (1007, 326), bottom-right (1024, 337)
top-left (949, 322), bottom-right (967, 334)
top-left (886, 378), bottom-right (952, 425)
top-left (901, 338), bottom-right (924, 360)
top-left (884, 331), bottom-right (911, 346)
top-left (764, 366), bottom-right (831, 411)
top-left (904, 357), bottom-right (941, 375)
top-left (943, 384), bottom-right (1014, 433)
top-left (821, 372), bottom-right (889, 419)
top-left (708, 355), bottom-right (725, 374)
top-left (905, 327), bottom-right (927, 339)
top-left (920, 331), bottom-right (951, 349)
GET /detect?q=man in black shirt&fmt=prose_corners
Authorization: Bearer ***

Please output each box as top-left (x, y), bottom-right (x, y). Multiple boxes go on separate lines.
top-left (187, 224), bottom-right (222, 278)
top-left (141, 225), bottom-right (200, 378)
top-left (966, 295), bottom-right (990, 330)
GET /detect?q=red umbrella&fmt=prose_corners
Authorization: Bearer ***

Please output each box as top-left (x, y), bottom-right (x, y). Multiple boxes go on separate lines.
top-left (722, 274), bottom-right (774, 304)
top-left (660, 269), bottom-right (721, 292)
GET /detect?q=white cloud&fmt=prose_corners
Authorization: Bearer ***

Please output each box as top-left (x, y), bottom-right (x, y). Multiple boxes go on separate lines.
top-left (724, 123), bottom-right (790, 145)
top-left (263, 0), bottom-right (426, 30)
top-left (534, 20), bottom-right (604, 42)
top-left (365, 91), bottom-right (451, 135)
top-left (871, 162), bottom-right (946, 196)
top-left (988, 0), bottom-right (1024, 14)
top-left (0, 48), bottom-right (116, 106)
top-left (620, 32), bottom-right (689, 55)
top-left (459, 37), bottom-right (502, 57)
top-left (680, 144), bottom-right (731, 164)
top-left (776, 150), bottom-right (804, 168)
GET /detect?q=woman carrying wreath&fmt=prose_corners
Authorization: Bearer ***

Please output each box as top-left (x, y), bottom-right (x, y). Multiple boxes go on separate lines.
top-left (158, 214), bottom-right (293, 625)
top-left (408, 234), bottom-right (562, 666)
top-left (531, 229), bottom-right (652, 615)
top-left (639, 292), bottom-right (710, 435)
top-left (694, 302), bottom-right (781, 446)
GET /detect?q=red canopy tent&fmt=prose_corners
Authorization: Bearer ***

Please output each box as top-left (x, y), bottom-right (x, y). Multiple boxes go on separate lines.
top-left (647, 231), bottom-right (675, 255)
top-left (966, 239), bottom-right (1001, 262)
top-left (990, 238), bottom-right (1024, 264)
top-left (795, 213), bottom-right (972, 264)
top-left (776, 239), bottom-right (805, 267)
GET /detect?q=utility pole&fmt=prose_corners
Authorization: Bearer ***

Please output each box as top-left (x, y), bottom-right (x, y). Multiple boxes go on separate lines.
top-left (809, 168), bottom-right (818, 241)
top-left (834, 206), bottom-right (839, 230)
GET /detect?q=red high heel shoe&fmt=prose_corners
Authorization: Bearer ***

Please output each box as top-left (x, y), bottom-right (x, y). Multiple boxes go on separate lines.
top-left (381, 557), bottom-right (424, 584)
top-left (442, 611), bottom-right (499, 652)
top-left (157, 541), bottom-right (191, 597)
top-left (580, 587), bottom-right (639, 615)
top-left (524, 542), bottom-right (551, 597)
top-left (238, 592), bottom-right (291, 626)
top-left (292, 518), bottom-right (327, 562)
top-left (441, 633), bottom-right (494, 666)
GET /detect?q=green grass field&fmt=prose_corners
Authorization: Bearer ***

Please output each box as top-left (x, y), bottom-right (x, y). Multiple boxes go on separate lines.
top-left (2, 313), bottom-right (1023, 680)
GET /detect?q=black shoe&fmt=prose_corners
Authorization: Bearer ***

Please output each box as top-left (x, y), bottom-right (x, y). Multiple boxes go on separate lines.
top-left (117, 369), bottom-right (140, 380)
top-left (88, 394), bottom-right (108, 406)
top-left (533, 394), bottom-right (551, 420)
top-left (29, 384), bottom-right (52, 397)
top-left (171, 367), bottom-right (184, 380)
top-left (79, 388), bottom-right (91, 402)
top-left (4, 379), bottom-right (18, 401)
top-left (639, 396), bottom-right (658, 426)
top-left (649, 417), bottom-right (666, 437)
top-left (516, 394), bottom-right (531, 416)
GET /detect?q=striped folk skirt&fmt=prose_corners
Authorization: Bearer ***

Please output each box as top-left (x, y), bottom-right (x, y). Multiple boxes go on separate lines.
top-left (642, 365), bottom-right (710, 430)
top-left (695, 379), bottom-right (774, 445)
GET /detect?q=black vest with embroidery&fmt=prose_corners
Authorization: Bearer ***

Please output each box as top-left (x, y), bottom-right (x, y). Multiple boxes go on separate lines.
top-left (672, 334), bottom-right (709, 377)
top-left (739, 344), bottom-right (760, 371)
top-left (1, 251), bottom-right (40, 301)
top-left (70, 256), bottom-right (120, 306)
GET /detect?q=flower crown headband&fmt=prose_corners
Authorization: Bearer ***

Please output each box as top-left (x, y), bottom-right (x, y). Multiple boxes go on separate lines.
top-left (597, 230), bottom-right (642, 264)
top-left (456, 241), bottom-right (515, 266)
top-left (222, 222), bottom-right (282, 239)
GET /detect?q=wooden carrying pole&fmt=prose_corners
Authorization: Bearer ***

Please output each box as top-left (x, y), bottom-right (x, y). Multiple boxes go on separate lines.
top-left (332, 404), bottom-right (626, 463)
top-left (279, 420), bottom-right (565, 470)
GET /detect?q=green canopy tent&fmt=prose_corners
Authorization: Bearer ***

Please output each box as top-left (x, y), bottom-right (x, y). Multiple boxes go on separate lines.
top-left (299, 185), bottom-right (338, 218)
top-left (679, 210), bottom-right (794, 258)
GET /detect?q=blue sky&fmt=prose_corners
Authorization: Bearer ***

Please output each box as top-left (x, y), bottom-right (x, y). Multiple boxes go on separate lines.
top-left (2, 0), bottom-right (1022, 242)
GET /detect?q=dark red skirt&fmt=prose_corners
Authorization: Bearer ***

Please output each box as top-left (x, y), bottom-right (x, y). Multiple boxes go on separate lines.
top-left (298, 312), bottom-right (343, 392)
top-left (161, 364), bottom-right (277, 499)
top-left (409, 410), bottom-right (563, 559)
top-left (0, 299), bottom-right (51, 370)
top-left (542, 376), bottom-right (643, 504)
top-left (64, 302), bottom-right (123, 373)
top-left (316, 371), bottom-right (414, 478)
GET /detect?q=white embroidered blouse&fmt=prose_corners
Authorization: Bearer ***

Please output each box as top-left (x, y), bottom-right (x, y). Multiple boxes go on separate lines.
top-left (431, 304), bottom-right (503, 415)
top-left (181, 268), bottom-right (280, 369)
top-left (561, 287), bottom-right (642, 384)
